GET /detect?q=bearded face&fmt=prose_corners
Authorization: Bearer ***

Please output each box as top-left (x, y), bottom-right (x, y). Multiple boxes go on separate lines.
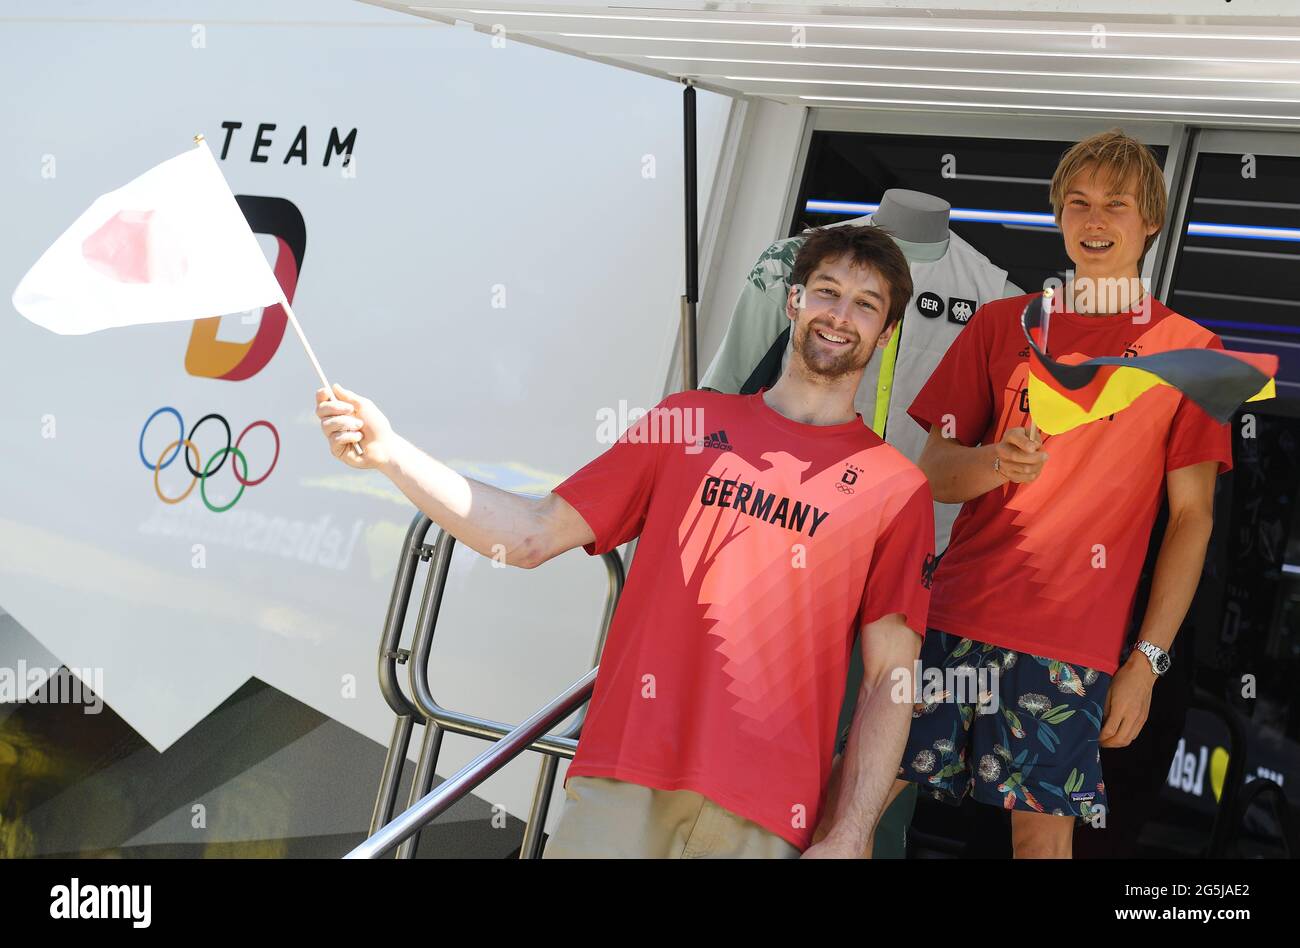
top-left (793, 311), bottom-right (873, 378)
top-left (788, 255), bottom-right (894, 382)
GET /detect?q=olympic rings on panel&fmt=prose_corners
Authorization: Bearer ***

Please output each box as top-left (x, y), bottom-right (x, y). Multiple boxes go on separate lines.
top-left (140, 407), bottom-right (280, 513)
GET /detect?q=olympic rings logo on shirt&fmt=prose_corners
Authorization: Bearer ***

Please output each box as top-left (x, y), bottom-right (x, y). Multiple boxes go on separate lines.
top-left (139, 407), bottom-right (280, 513)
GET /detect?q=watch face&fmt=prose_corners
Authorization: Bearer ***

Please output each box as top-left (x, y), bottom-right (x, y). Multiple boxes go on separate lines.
top-left (1155, 653), bottom-right (1171, 674)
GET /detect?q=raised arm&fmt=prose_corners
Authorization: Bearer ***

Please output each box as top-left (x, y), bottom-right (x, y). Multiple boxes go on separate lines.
top-left (316, 384), bottom-right (593, 568)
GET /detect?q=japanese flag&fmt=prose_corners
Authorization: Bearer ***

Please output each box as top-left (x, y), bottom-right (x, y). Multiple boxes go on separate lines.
top-left (12, 139), bottom-right (284, 335)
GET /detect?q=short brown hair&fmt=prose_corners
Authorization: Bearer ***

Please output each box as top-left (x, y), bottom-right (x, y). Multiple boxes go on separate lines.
top-left (790, 224), bottom-right (913, 329)
top-left (1049, 128), bottom-right (1167, 258)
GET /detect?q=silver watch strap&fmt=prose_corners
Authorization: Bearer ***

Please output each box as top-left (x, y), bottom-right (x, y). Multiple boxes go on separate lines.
top-left (1135, 640), bottom-right (1169, 674)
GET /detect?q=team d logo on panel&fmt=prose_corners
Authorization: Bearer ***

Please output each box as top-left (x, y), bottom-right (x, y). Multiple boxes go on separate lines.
top-left (184, 195), bottom-right (305, 380)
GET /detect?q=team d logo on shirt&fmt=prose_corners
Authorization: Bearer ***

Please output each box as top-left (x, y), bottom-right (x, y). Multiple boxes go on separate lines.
top-left (837, 462), bottom-right (863, 494)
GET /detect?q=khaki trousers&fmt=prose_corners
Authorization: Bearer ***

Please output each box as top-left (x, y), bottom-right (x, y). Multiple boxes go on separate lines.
top-left (542, 775), bottom-right (801, 859)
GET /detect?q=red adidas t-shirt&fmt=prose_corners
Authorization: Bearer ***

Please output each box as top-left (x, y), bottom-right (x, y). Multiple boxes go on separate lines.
top-left (552, 389), bottom-right (933, 850)
top-left (908, 293), bottom-right (1233, 673)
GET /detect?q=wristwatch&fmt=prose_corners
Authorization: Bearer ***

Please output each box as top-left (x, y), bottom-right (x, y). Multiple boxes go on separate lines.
top-left (1134, 640), bottom-right (1171, 677)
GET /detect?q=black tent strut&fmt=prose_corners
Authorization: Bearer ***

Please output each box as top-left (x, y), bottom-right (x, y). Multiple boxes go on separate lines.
top-left (681, 81), bottom-right (698, 391)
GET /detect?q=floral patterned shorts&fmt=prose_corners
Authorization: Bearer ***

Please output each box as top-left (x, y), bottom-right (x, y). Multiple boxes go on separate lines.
top-left (896, 629), bottom-right (1111, 823)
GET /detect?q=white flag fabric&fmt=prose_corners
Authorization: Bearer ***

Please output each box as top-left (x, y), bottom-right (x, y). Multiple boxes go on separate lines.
top-left (12, 140), bottom-right (284, 335)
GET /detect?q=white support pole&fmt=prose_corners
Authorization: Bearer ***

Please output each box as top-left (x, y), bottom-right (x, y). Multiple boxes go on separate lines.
top-left (282, 296), bottom-right (365, 459)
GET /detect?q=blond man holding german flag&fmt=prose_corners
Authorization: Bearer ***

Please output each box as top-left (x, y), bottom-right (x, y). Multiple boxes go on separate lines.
top-left (830, 130), bottom-right (1237, 859)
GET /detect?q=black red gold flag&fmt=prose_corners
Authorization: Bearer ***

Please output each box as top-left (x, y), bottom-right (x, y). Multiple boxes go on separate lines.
top-left (1019, 294), bottom-right (1276, 435)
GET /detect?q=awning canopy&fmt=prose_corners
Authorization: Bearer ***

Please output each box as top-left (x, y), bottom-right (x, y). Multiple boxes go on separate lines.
top-left (364, 1), bottom-right (1300, 128)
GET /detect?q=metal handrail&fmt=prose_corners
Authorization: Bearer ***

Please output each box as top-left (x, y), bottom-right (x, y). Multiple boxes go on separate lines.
top-left (347, 667), bottom-right (597, 859)
top-left (405, 530), bottom-right (621, 750)
top-left (367, 514), bottom-right (436, 838)
top-left (362, 512), bottom-right (624, 858)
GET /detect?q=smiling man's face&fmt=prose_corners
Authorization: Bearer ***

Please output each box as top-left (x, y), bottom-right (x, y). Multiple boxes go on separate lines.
top-left (1059, 163), bottom-right (1161, 281)
top-left (787, 253), bottom-right (894, 381)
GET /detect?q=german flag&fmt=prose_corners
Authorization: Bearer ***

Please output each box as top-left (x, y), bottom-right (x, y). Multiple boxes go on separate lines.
top-left (1020, 294), bottom-right (1277, 436)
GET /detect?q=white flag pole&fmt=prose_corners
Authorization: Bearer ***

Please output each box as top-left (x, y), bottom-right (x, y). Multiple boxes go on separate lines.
top-left (1026, 285), bottom-right (1053, 443)
top-left (193, 134), bottom-right (363, 459)
top-left (280, 296), bottom-right (364, 459)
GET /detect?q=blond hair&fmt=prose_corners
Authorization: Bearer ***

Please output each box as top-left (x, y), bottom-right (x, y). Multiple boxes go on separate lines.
top-left (1049, 129), bottom-right (1167, 258)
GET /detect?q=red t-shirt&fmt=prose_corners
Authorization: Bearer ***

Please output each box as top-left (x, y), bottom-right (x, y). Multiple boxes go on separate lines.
top-left (552, 389), bottom-right (933, 850)
top-left (908, 293), bottom-right (1233, 673)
